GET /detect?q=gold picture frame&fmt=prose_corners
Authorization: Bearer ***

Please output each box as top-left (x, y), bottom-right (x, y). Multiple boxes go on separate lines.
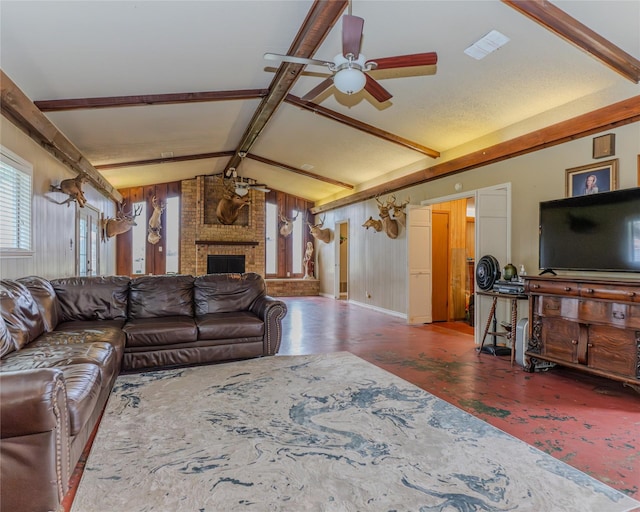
top-left (565, 159), bottom-right (618, 197)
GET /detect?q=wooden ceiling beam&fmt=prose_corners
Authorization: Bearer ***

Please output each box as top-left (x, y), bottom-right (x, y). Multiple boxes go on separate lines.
top-left (1, 70), bottom-right (122, 203)
top-left (286, 94), bottom-right (440, 158)
top-left (311, 95), bottom-right (640, 214)
top-left (34, 90), bottom-right (269, 111)
top-left (503, 0), bottom-right (640, 83)
top-left (224, 0), bottom-right (348, 176)
top-left (245, 153), bottom-right (354, 189)
top-left (94, 151), bottom-right (235, 170)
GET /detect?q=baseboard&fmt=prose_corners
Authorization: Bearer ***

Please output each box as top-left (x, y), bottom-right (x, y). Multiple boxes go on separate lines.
top-left (320, 292), bottom-right (334, 299)
top-left (347, 299), bottom-right (407, 319)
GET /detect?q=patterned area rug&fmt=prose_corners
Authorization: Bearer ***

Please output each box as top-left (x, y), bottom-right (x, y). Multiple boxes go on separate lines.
top-left (72, 352), bottom-right (640, 512)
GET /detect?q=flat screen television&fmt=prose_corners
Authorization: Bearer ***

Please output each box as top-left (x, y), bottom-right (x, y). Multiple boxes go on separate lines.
top-left (539, 187), bottom-right (640, 273)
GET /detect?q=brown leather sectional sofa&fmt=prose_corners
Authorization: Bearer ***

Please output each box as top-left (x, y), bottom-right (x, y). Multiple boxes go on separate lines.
top-left (0, 272), bottom-right (287, 512)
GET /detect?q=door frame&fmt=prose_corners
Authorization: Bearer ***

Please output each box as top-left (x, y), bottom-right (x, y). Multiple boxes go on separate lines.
top-left (76, 203), bottom-right (101, 276)
top-left (334, 219), bottom-right (349, 299)
top-left (421, 183), bottom-right (511, 343)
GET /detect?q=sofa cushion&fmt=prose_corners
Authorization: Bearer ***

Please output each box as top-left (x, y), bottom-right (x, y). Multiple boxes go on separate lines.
top-left (123, 316), bottom-right (198, 347)
top-left (17, 276), bottom-right (60, 331)
top-left (0, 279), bottom-right (45, 350)
top-left (51, 276), bottom-right (130, 322)
top-left (196, 311), bottom-right (264, 340)
top-left (128, 275), bottom-right (194, 319)
top-left (60, 363), bottom-right (102, 436)
top-left (194, 273), bottom-right (265, 315)
top-left (33, 323), bottom-right (127, 363)
top-left (0, 342), bottom-right (118, 393)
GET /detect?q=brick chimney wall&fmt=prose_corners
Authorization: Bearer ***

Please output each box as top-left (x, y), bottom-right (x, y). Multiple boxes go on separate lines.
top-left (180, 176), bottom-right (265, 276)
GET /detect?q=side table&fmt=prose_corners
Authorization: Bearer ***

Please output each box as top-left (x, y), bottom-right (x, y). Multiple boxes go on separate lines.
top-left (476, 290), bottom-right (528, 366)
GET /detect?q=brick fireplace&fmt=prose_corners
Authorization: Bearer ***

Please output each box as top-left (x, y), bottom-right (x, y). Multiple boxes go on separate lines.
top-left (180, 176), bottom-right (265, 276)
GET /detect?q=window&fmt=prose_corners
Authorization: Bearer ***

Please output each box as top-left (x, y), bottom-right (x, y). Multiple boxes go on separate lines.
top-left (165, 196), bottom-right (180, 273)
top-left (0, 147), bottom-right (33, 255)
top-left (131, 201), bottom-right (147, 275)
top-left (265, 202), bottom-right (278, 274)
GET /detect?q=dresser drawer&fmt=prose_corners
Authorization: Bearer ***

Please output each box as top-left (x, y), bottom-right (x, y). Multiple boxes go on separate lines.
top-left (526, 279), bottom-right (580, 296)
top-left (579, 283), bottom-right (640, 303)
top-left (535, 296), bottom-right (578, 319)
top-left (577, 300), bottom-right (640, 329)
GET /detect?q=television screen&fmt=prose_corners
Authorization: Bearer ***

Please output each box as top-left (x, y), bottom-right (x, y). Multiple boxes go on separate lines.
top-left (539, 187), bottom-right (640, 272)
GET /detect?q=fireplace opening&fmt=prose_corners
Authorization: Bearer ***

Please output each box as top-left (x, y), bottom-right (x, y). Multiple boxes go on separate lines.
top-left (207, 255), bottom-right (246, 274)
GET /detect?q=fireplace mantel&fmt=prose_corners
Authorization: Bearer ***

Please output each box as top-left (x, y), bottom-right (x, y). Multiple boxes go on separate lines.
top-left (195, 240), bottom-right (259, 246)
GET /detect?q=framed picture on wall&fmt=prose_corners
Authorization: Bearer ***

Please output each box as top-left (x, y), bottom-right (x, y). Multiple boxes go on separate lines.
top-left (565, 159), bottom-right (618, 197)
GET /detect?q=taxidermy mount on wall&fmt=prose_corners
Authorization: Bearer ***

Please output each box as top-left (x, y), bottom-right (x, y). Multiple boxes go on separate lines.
top-left (50, 175), bottom-right (87, 207)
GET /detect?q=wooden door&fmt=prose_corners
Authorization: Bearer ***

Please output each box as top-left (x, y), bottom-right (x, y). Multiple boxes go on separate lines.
top-left (407, 205), bottom-right (432, 325)
top-left (432, 211), bottom-right (449, 321)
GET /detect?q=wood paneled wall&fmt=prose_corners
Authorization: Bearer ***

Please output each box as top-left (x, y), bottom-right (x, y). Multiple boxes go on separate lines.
top-left (266, 190), bottom-right (314, 279)
top-left (116, 181), bottom-right (181, 276)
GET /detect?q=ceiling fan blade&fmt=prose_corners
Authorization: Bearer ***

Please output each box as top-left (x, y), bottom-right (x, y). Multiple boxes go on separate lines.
top-left (364, 75), bottom-right (393, 102)
top-left (368, 52), bottom-right (438, 70)
top-left (300, 77), bottom-right (334, 102)
top-left (263, 52), bottom-right (333, 68)
top-left (342, 15), bottom-right (364, 58)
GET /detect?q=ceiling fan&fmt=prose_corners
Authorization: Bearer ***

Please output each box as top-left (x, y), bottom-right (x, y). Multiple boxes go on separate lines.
top-left (228, 169), bottom-right (270, 196)
top-left (264, 13), bottom-right (437, 102)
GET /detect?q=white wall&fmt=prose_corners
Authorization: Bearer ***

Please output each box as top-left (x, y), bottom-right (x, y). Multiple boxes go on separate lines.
top-left (0, 116), bottom-right (116, 279)
top-left (317, 122), bottom-right (640, 315)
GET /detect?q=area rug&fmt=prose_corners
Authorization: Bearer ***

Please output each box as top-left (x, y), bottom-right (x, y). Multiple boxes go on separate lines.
top-left (71, 352), bottom-right (640, 512)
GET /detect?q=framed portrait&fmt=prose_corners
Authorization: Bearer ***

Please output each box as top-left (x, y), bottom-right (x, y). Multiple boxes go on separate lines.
top-left (565, 159), bottom-right (618, 198)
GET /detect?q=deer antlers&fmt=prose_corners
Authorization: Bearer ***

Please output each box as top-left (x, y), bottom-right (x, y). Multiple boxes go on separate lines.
top-left (279, 210), bottom-right (299, 238)
top-left (365, 195), bottom-right (409, 239)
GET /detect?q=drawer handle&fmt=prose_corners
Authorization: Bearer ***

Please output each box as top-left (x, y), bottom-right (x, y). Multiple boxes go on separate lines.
top-left (544, 304), bottom-right (560, 311)
top-left (627, 292), bottom-right (636, 297)
top-left (564, 287), bottom-right (572, 291)
top-left (613, 311), bottom-right (625, 320)
top-left (532, 284), bottom-right (540, 289)
top-left (585, 288), bottom-right (594, 294)
top-left (571, 339), bottom-right (578, 345)
top-left (587, 343), bottom-right (594, 348)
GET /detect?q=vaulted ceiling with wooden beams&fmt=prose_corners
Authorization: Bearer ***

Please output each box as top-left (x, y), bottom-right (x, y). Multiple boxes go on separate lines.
top-left (1, 1), bottom-right (639, 208)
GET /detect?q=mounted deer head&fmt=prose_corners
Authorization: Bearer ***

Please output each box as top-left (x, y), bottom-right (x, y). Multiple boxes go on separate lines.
top-left (147, 196), bottom-right (166, 245)
top-left (362, 216), bottom-right (383, 232)
top-left (103, 202), bottom-right (142, 240)
top-left (390, 195), bottom-right (410, 227)
top-left (215, 178), bottom-right (250, 225)
top-left (376, 196), bottom-right (399, 239)
top-left (279, 210), bottom-right (299, 238)
top-left (307, 214), bottom-right (331, 244)
top-left (50, 174), bottom-right (87, 208)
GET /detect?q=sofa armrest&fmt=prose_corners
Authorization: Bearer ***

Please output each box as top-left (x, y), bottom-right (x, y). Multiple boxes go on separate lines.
top-left (250, 296), bottom-right (287, 356)
top-left (1, 368), bottom-right (69, 438)
top-left (0, 368), bottom-right (71, 512)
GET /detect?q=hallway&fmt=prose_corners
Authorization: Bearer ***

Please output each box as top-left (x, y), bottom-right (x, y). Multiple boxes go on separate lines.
top-left (278, 296), bottom-right (640, 499)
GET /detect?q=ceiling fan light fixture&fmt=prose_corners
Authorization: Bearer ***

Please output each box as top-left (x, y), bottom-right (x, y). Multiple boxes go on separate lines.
top-left (334, 67), bottom-right (366, 95)
top-left (332, 53), bottom-right (367, 95)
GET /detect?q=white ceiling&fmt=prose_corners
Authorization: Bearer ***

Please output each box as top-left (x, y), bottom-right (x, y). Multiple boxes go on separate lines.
top-left (1, 1), bottom-right (639, 203)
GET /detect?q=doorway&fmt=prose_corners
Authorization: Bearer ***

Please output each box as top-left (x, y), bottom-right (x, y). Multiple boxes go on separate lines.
top-left (77, 204), bottom-right (100, 276)
top-left (429, 198), bottom-right (474, 322)
top-left (335, 220), bottom-right (349, 300)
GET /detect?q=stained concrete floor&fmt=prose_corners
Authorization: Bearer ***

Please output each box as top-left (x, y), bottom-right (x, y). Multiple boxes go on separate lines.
top-left (278, 296), bottom-right (640, 500)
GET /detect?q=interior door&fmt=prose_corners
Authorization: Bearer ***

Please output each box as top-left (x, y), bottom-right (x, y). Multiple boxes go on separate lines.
top-left (431, 211), bottom-right (449, 321)
top-left (474, 183), bottom-right (510, 344)
top-left (77, 204), bottom-right (100, 276)
top-left (406, 205), bottom-right (432, 324)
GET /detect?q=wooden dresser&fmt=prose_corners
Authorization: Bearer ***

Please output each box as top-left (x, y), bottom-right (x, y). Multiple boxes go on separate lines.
top-left (524, 275), bottom-right (640, 386)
